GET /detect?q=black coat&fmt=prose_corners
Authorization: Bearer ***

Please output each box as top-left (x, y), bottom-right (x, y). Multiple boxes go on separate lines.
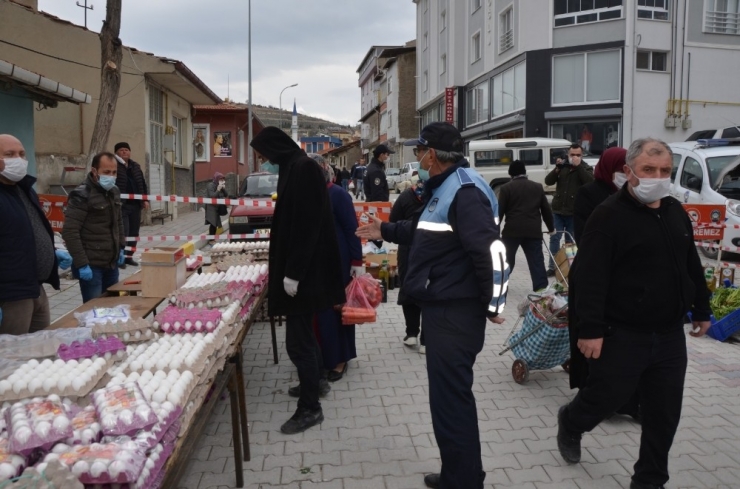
top-left (364, 159), bottom-right (389, 202)
top-left (573, 180), bottom-right (614, 243)
top-left (498, 176), bottom-right (554, 239)
top-left (250, 127), bottom-right (345, 316)
top-left (389, 186), bottom-right (425, 305)
top-left (115, 157), bottom-right (148, 206)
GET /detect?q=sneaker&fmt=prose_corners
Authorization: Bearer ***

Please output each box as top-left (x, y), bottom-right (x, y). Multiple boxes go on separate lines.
top-left (557, 405), bottom-right (582, 464)
top-left (403, 335), bottom-right (418, 347)
top-left (287, 379), bottom-right (331, 398)
top-left (419, 345), bottom-right (426, 355)
top-left (280, 407), bottom-right (324, 434)
top-left (423, 473), bottom-right (440, 488)
top-left (124, 258), bottom-right (139, 267)
top-left (546, 269), bottom-right (556, 277)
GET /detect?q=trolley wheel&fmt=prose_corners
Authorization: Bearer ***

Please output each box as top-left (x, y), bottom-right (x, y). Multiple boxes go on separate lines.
top-left (561, 359), bottom-right (571, 373)
top-left (512, 359), bottom-right (529, 384)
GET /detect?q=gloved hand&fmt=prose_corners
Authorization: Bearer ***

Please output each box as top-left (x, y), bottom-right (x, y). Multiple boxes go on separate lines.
top-left (55, 249), bottom-right (73, 270)
top-left (118, 250), bottom-right (126, 266)
top-left (350, 265), bottom-right (365, 277)
top-left (283, 277), bottom-right (299, 297)
top-left (78, 265), bottom-right (93, 281)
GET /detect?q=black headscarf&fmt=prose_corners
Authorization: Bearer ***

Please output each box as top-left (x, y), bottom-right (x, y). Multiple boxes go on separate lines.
top-left (251, 127), bottom-right (310, 197)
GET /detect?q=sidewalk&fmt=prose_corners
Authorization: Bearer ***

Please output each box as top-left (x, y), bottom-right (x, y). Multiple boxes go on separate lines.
top-left (47, 208), bottom-right (221, 322)
top-left (178, 244), bottom-right (740, 489)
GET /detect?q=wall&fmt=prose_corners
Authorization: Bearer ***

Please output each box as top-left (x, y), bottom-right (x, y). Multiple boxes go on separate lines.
top-left (687, 0), bottom-right (740, 47)
top-left (397, 51), bottom-right (418, 140)
top-left (0, 87), bottom-right (36, 177)
top-left (553, 19), bottom-right (626, 48)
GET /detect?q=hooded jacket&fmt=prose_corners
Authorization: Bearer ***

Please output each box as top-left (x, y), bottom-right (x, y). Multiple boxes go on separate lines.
top-left (250, 127), bottom-right (345, 316)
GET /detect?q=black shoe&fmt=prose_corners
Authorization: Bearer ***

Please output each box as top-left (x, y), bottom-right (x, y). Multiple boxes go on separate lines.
top-left (630, 481), bottom-right (664, 489)
top-left (423, 473), bottom-right (440, 488)
top-left (547, 269), bottom-right (556, 277)
top-left (280, 407), bottom-right (324, 434)
top-left (557, 405), bottom-right (582, 464)
top-left (327, 363), bottom-right (348, 382)
top-left (118, 262), bottom-right (127, 270)
top-left (287, 379), bottom-right (331, 398)
top-left (124, 258), bottom-right (139, 266)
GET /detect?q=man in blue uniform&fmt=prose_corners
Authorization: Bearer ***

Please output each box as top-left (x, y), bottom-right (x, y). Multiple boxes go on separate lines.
top-left (357, 122), bottom-right (509, 489)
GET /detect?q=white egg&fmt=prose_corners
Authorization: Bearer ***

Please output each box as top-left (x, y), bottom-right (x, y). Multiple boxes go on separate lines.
top-left (108, 459), bottom-right (126, 478)
top-left (123, 332), bottom-right (131, 341)
top-left (71, 378), bottom-right (84, 392)
top-left (28, 378), bottom-right (43, 395)
top-left (35, 421), bottom-right (51, 438)
top-left (12, 380), bottom-right (25, 395)
top-left (27, 359), bottom-right (39, 367)
top-left (42, 377), bottom-right (56, 393)
top-left (90, 460), bottom-right (108, 478)
top-left (72, 460), bottom-right (89, 477)
top-left (82, 428), bottom-right (96, 443)
top-left (119, 409), bottom-right (134, 426)
top-left (51, 444), bottom-right (69, 454)
top-left (13, 426), bottom-right (31, 445)
top-left (40, 359), bottom-right (53, 368)
top-left (52, 415), bottom-right (70, 431)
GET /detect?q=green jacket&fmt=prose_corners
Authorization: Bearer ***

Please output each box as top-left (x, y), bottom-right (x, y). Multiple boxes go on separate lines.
top-left (62, 173), bottom-right (125, 269)
top-left (544, 163), bottom-right (594, 216)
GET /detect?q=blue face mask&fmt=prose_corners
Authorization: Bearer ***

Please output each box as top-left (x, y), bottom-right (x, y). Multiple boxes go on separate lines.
top-left (261, 161), bottom-right (279, 174)
top-left (417, 168), bottom-right (430, 182)
top-left (99, 175), bottom-right (117, 191)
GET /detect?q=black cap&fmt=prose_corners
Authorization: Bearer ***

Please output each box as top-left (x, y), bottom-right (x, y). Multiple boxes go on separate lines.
top-left (508, 160), bottom-right (526, 177)
top-left (114, 142), bottom-right (131, 152)
top-left (404, 122), bottom-right (464, 152)
top-left (373, 144), bottom-right (395, 158)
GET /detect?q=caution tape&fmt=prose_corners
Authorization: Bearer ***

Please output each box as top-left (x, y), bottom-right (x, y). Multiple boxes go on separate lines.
top-left (695, 242), bottom-right (740, 253)
top-left (47, 194), bottom-right (275, 207)
top-left (125, 233), bottom-right (270, 242)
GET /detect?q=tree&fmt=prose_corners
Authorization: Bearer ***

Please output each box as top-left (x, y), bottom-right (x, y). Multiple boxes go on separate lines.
top-left (87, 0), bottom-right (123, 164)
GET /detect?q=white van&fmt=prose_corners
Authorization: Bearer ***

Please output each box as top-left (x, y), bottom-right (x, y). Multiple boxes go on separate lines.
top-left (467, 138), bottom-right (585, 195)
top-left (668, 138), bottom-right (740, 259)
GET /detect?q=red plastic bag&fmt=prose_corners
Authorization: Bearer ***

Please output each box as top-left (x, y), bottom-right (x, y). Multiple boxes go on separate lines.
top-left (341, 274), bottom-right (380, 325)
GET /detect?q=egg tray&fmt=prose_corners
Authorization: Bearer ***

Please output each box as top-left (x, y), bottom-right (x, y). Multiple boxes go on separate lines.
top-left (91, 383), bottom-right (158, 437)
top-left (169, 282), bottom-right (255, 310)
top-left (44, 439), bottom-right (148, 485)
top-left (120, 341), bottom-right (214, 378)
top-left (102, 403), bottom-right (181, 452)
top-left (5, 396), bottom-right (74, 456)
top-left (107, 370), bottom-right (196, 418)
top-left (0, 357), bottom-right (113, 403)
top-left (213, 254), bottom-right (260, 271)
top-left (58, 337), bottom-right (126, 362)
top-left (64, 406), bottom-right (101, 446)
top-left (0, 437), bottom-right (27, 482)
top-left (131, 442), bottom-right (173, 489)
top-left (91, 319), bottom-right (157, 344)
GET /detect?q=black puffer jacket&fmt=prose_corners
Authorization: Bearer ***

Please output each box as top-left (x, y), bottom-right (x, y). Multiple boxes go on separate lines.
top-left (62, 173), bottom-right (125, 269)
top-left (115, 157), bottom-right (148, 206)
top-left (250, 127), bottom-right (345, 316)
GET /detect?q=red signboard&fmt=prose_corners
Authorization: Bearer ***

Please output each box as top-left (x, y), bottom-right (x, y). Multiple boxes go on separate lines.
top-left (37, 194), bottom-right (67, 233)
top-left (682, 204), bottom-right (725, 241)
top-left (445, 87), bottom-right (455, 124)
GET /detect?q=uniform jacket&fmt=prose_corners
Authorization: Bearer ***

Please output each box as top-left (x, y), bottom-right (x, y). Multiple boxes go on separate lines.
top-left (573, 179), bottom-right (614, 243)
top-left (498, 176), bottom-right (554, 239)
top-left (115, 157), bottom-right (148, 206)
top-left (544, 163), bottom-right (594, 216)
top-left (250, 127), bottom-right (346, 316)
top-left (381, 161), bottom-right (509, 316)
top-left (204, 181), bottom-right (228, 229)
top-left (364, 159), bottom-right (389, 202)
top-left (0, 176), bottom-right (60, 301)
top-left (389, 185), bottom-right (425, 305)
top-left (62, 173), bottom-right (125, 269)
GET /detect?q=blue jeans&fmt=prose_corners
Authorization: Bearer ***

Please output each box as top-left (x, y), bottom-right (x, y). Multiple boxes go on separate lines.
top-left (73, 266), bottom-right (119, 303)
top-left (548, 213), bottom-right (574, 270)
top-left (341, 179), bottom-right (349, 191)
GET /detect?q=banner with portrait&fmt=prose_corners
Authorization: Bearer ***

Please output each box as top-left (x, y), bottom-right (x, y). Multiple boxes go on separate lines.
top-left (193, 124), bottom-right (209, 162)
top-left (213, 131), bottom-right (232, 158)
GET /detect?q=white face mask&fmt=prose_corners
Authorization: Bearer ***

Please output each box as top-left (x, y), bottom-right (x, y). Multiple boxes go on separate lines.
top-left (630, 175), bottom-right (671, 204)
top-left (613, 172), bottom-right (628, 188)
top-left (1, 157), bottom-right (29, 182)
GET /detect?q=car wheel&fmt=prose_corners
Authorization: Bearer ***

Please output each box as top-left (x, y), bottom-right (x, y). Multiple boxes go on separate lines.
top-left (699, 241), bottom-right (720, 260)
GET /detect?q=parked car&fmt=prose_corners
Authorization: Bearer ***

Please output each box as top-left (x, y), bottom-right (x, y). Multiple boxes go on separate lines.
top-left (394, 162), bottom-right (420, 192)
top-left (686, 126), bottom-right (740, 141)
top-left (228, 172), bottom-right (278, 239)
top-left (668, 138), bottom-right (740, 258)
top-left (385, 167), bottom-right (402, 189)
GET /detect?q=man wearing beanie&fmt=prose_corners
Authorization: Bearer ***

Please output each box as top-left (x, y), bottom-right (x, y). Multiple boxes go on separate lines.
top-left (113, 142), bottom-right (149, 267)
top-left (498, 160), bottom-right (554, 291)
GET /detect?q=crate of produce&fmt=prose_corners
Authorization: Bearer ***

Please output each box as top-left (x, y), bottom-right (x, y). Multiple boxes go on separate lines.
top-left (706, 308), bottom-right (740, 342)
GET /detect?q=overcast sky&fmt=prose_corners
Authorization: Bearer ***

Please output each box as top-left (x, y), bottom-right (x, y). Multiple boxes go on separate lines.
top-left (37, 0), bottom-right (416, 126)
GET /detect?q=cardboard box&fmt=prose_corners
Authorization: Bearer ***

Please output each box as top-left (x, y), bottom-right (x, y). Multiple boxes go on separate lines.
top-left (141, 257), bottom-right (187, 298)
top-left (364, 253), bottom-right (397, 268)
top-left (141, 247), bottom-right (185, 265)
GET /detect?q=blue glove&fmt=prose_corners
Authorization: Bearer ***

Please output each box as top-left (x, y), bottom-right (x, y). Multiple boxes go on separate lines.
top-left (78, 265), bottom-right (93, 281)
top-left (55, 249), bottom-right (73, 270)
top-left (118, 250), bottom-right (126, 266)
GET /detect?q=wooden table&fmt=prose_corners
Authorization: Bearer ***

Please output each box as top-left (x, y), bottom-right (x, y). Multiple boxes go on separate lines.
top-left (48, 296), bottom-right (165, 330)
top-left (106, 268), bottom-right (200, 296)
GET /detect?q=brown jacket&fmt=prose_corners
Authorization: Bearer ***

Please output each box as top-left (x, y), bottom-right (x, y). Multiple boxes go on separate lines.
top-left (62, 173), bottom-right (125, 269)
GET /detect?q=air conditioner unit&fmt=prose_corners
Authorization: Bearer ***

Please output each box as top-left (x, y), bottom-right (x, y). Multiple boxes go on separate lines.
top-left (682, 118), bottom-right (692, 130)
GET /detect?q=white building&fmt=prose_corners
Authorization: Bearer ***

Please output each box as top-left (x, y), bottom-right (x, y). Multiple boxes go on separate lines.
top-left (413, 0), bottom-right (740, 155)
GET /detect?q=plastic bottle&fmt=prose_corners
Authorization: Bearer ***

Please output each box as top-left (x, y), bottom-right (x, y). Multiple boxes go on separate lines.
top-left (388, 267), bottom-right (396, 291)
top-left (378, 260), bottom-right (389, 291)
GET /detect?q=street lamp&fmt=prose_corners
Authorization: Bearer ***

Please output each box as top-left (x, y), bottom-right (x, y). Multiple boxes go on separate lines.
top-left (279, 83), bottom-right (299, 130)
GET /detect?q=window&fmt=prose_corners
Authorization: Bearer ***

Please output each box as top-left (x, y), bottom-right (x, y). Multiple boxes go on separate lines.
top-left (500, 7), bottom-right (514, 53)
top-left (440, 54), bottom-right (447, 74)
top-left (421, 103), bottom-right (444, 127)
top-left (471, 32), bottom-right (482, 63)
top-left (638, 0), bottom-right (670, 20)
top-left (388, 110), bottom-right (393, 128)
top-left (636, 50), bottom-right (668, 71)
top-left (492, 62), bottom-right (526, 117)
top-left (472, 0), bottom-right (482, 12)
top-left (474, 150), bottom-right (514, 167)
top-left (441, 10), bottom-right (447, 31)
top-left (554, 0), bottom-right (623, 27)
top-left (171, 115), bottom-right (185, 166)
top-left (722, 127), bottom-right (740, 138)
top-left (680, 157), bottom-right (704, 191)
top-left (238, 129), bottom-right (245, 165)
top-left (423, 71), bottom-right (429, 92)
top-left (671, 153), bottom-right (682, 182)
top-left (149, 87), bottom-right (164, 166)
top-left (318, 143), bottom-right (324, 151)
top-left (551, 121), bottom-right (621, 156)
top-left (466, 80), bottom-right (490, 126)
top-left (552, 50), bottom-right (621, 105)
top-left (424, 32), bottom-right (429, 50)
top-left (520, 149), bottom-right (544, 166)
top-left (705, 0), bottom-right (740, 34)
top-left (388, 75), bottom-right (393, 94)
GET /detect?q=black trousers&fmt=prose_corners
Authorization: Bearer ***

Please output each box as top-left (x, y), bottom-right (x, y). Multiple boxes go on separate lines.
top-left (122, 204), bottom-right (141, 258)
top-left (564, 327), bottom-right (687, 487)
top-left (502, 237), bottom-right (548, 291)
top-left (285, 314), bottom-right (323, 412)
top-left (423, 300), bottom-right (487, 489)
top-left (401, 303), bottom-right (424, 344)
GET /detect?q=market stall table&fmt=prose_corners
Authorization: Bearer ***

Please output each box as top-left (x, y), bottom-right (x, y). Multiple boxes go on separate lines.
top-left (106, 267), bottom-right (201, 296)
top-left (48, 296), bottom-right (165, 330)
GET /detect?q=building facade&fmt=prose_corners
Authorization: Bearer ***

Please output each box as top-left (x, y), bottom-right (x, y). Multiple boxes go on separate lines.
top-left (300, 135), bottom-right (343, 154)
top-left (414, 0), bottom-right (740, 157)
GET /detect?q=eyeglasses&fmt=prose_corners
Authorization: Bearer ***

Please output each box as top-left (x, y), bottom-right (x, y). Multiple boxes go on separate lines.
top-left (413, 147), bottom-right (429, 157)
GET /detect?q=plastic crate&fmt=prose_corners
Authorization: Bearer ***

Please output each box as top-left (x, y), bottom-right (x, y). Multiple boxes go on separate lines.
top-left (706, 308), bottom-right (740, 341)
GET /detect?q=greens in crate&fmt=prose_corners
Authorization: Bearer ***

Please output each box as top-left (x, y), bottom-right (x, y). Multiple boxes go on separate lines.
top-left (709, 286), bottom-right (740, 320)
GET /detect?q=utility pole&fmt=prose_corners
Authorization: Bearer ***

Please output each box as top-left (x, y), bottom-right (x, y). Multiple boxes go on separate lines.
top-left (87, 0), bottom-right (123, 164)
top-left (76, 1), bottom-right (94, 29)
top-left (247, 0), bottom-right (253, 172)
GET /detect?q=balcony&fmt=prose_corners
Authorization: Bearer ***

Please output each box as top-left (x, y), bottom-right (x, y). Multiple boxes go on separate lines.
top-left (705, 10), bottom-right (740, 35)
top-left (499, 30), bottom-right (514, 53)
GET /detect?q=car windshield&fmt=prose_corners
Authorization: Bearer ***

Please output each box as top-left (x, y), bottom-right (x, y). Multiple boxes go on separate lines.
top-left (241, 174), bottom-right (278, 197)
top-left (406, 163), bottom-right (419, 171)
top-left (710, 155), bottom-right (740, 189)
top-left (387, 168), bottom-right (400, 176)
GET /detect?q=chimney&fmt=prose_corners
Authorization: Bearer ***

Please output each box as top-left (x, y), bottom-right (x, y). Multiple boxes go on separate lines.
top-left (10, 0), bottom-right (38, 11)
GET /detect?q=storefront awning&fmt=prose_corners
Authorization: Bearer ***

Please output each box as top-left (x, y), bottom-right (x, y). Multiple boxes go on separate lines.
top-left (0, 58), bottom-right (91, 106)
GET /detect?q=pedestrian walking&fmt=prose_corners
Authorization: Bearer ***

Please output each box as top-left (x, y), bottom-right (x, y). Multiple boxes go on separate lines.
top-left (0, 134), bottom-right (72, 334)
top-left (353, 157), bottom-right (367, 199)
top-left (544, 143), bottom-right (593, 275)
top-left (63, 152), bottom-right (126, 303)
top-left (557, 138), bottom-right (712, 489)
top-left (113, 142), bottom-right (148, 268)
top-left (350, 160), bottom-right (359, 196)
top-left (250, 127), bottom-right (345, 435)
top-left (340, 166), bottom-right (351, 191)
top-left (357, 122), bottom-right (509, 489)
top-left (498, 160), bottom-right (554, 292)
top-left (205, 172), bottom-right (228, 237)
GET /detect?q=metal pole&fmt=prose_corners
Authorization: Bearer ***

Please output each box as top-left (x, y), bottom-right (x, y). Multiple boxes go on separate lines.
top-left (279, 83), bottom-right (298, 132)
top-left (247, 0), bottom-right (253, 173)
